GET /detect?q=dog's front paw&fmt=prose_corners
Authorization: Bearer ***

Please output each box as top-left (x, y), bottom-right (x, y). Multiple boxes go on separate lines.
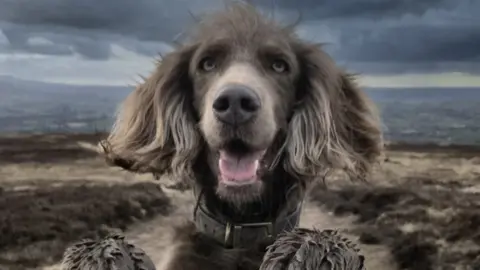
top-left (260, 228), bottom-right (365, 270)
top-left (61, 233), bottom-right (156, 270)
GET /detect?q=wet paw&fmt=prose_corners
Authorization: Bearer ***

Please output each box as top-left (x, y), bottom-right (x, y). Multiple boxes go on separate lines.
top-left (61, 233), bottom-right (156, 270)
top-left (260, 228), bottom-right (365, 270)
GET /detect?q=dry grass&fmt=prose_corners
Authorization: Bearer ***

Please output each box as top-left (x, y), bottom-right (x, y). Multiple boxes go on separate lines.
top-left (0, 133), bottom-right (172, 270)
top-left (310, 144), bottom-right (480, 270)
top-left (1, 133), bottom-right (479, 270)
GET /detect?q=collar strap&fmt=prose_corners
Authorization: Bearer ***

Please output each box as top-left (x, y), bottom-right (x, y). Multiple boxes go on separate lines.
top-left (193, 192), bottom-right (303, 249)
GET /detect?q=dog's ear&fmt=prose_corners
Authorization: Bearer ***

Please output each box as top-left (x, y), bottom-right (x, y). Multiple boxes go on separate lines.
top-left (285, 43), bottom-right (383, 181)
top-left (100, 44), bottom-right (202, 183)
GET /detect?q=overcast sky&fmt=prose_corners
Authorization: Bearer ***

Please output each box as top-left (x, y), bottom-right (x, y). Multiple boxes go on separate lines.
top-left (0, 0), bottom-right (479, 87)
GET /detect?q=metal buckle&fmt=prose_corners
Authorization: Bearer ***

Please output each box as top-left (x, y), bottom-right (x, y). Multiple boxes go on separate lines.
top-left (224, 221), bottom-right (274, 248)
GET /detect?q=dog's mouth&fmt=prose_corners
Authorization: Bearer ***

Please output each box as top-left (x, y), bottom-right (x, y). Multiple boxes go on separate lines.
top-left (217, 139), bottom-right (267, 186)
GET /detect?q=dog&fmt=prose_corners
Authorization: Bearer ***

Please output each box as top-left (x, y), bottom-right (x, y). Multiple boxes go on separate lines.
top-left (62, 2), bottom-right (382, 269)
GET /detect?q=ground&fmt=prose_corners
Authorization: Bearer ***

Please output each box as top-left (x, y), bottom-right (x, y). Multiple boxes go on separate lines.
top-left (0, 133), bottom-right (479, 270)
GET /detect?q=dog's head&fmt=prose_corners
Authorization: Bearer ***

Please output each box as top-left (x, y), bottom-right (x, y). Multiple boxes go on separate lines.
top-left (101, 3), bottom-right (383, 205)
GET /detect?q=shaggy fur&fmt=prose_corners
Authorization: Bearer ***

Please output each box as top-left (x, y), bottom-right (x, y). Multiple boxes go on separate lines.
top-left (94, 2), bottom-right (382, 269)
top-left (62, 227), bottom-right (365, 270)
top-left (62, 234), bottom-right (156, 270)
top-left (260, 228), bottom-right (365, 270)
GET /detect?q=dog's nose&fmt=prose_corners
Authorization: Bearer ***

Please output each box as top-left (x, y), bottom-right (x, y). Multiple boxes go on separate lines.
top-left (212, 85), bottom-right (260, 125)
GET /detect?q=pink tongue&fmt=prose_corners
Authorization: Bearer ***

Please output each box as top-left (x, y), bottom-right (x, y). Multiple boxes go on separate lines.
top-left (218, 151), bottom-right (262, 182)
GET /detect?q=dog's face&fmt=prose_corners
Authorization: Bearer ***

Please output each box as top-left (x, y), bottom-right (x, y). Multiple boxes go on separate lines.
top-left (189, 26), bottom-right (301, 202)
top-left (102, 4), bottom-right (383, 206)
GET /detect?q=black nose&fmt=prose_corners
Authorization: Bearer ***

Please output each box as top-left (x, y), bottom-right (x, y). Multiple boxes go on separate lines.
top-left (212, 85), bottom-right (261, 125)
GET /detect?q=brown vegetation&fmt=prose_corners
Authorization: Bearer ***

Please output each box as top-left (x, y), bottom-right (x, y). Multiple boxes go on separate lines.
top-left (0, 133), bottom-right (172, 270)
top-left (311, 144), bottom-right (480, 270)
top-left (1, 133), bottom-right (479, 269)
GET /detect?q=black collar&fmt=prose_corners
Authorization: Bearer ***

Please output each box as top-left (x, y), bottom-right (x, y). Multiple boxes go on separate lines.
top-left (192, 186), bottom-right (303, 249)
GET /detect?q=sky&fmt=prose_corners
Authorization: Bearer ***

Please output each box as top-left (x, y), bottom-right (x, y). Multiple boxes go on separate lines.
top-left (0, 0), bottom-right (479, 88)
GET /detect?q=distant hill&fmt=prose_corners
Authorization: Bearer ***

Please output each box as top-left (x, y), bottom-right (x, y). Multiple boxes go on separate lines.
top-left (0, 76), bottom-right (133, 132)
top-left (1, 76), bottom-right (479, 145)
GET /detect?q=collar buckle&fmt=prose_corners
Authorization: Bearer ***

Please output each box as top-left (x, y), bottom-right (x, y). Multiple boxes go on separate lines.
top-left (225, 221), bottom-right (273, 248)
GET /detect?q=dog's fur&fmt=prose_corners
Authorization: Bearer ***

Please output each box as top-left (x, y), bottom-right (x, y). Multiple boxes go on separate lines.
top-left (99, 2), bottom-right (382, 269)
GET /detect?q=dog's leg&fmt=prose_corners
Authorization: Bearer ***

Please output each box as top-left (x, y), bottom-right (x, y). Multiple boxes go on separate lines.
top-left (260, 228), bottom-right (365, 270)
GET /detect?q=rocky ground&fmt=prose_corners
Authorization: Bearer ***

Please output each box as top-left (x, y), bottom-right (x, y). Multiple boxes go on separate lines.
top-left (0, 133), bottom-right (479, 270)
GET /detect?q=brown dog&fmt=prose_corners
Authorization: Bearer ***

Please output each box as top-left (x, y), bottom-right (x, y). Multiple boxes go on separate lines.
top-left (63, 2), bottom-right (382, 269)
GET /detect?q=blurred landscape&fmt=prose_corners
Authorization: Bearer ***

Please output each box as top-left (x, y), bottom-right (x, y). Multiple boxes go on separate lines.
top-left (0, 77), bottom-right (480, 270)
top-left (1, 0), bottom-right (479, 268)
top-left (2, 75), bottom-right (480, 145)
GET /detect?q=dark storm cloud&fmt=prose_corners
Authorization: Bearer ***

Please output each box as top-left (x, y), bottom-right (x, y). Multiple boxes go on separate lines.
top-left (0, 23), bottom-right (113, 60)
top-left (0, 22), bottom-right (174, 60)
top-left (0, 0), bottom-right (478, 74)
top-left (327, 19), bottom-right (480, 74)
top-left (288, 0), bottom-right (480, 74)
top-left (0, 0), bottom-right (220, 41)
top-left (254, 0), bottom-right (452, 20)
top-left (0, 0), bottom-right (214, 60)
top-left (336, 26), bottom-right (480, 62)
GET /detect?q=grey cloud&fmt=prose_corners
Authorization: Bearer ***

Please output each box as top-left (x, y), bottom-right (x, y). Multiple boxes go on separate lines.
top-left (254, 0), bottom-right (453, 20)
top-left (0, 0), bottom-right (221, 42)
top-left (0, 0), bottom-right (478, 74)
top-left (0, 22), bottom-right (172, 60)
top-left (0, 0), bottom-right (216, 59)
top-left (340, 26), bottom-right (480, 62)
top-left (343, 62), bottom-right (480, 76)
top-left (291, 0), bottom-right (480, 74)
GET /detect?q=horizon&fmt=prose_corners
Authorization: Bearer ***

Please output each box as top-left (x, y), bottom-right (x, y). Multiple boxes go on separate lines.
top-left (0, 0), bottom-right (479, 88)
top-left (2, 73), bottom-right (480, 90)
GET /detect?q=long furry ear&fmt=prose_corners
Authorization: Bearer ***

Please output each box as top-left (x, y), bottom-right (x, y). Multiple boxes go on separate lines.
top-left (100, 44), bottom-right (202, 184)
top-left (285, 43), bottom-right (383, 181)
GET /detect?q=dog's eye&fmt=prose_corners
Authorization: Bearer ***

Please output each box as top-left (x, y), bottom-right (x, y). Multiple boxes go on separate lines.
top-left (199, 57), bottom-right (216, 72)
top-left (271, 59), bottom-right (289, 73)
